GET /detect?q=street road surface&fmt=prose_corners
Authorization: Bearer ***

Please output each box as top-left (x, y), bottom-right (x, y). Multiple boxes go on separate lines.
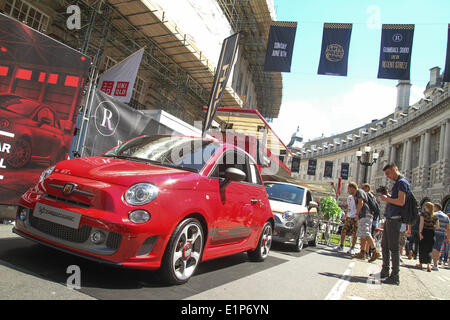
top-left (0, 224), bottom-right (449, 300)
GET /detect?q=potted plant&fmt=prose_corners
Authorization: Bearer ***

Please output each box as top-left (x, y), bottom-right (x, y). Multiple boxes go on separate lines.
top-left (319, 196), bottom-right (343, 242)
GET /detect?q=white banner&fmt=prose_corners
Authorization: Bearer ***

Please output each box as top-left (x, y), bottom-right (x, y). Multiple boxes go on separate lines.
top-left (98, 48), bottom-right (145, 103)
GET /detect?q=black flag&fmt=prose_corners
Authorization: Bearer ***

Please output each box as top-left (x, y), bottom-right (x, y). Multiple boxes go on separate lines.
top-left (341, 163), bottom-right (349, 180)
top-left (264, 21), bottom-right (297, 72)
top-left (307, 159), bottom-right (317, 176)
top-left (202, 32), bottom-right (240, 137)
top-left (378, 24), bottom-right (414, 80)
top-left (318, 23), bottom-right (352, 76)
top-left (324, 161), bottom-right (333, 178)
top-left (444, 24), bottom-right (450, 82)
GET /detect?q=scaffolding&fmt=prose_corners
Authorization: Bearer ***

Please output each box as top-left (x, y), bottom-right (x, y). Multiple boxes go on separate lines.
top-left (217, 0), bottom-right (283, 120)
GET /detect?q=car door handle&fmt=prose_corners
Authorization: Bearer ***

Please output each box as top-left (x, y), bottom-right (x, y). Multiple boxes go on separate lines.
top-left (251, 199), bottom-right (259, 205)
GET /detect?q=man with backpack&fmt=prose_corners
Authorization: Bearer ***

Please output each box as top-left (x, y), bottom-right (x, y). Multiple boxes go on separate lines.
top-left (379, 163), bottom-right (411, 285)
top-left (347, 182), bottom-right (380, 262)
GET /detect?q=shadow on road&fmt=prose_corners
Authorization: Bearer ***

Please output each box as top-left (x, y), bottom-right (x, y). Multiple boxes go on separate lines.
top-left (0, 236), bottom-right (288, 299)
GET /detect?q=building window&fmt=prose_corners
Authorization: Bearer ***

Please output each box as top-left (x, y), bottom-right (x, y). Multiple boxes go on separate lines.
top-left (131, 76), bottom-right (145, 104)
top-left (395, 144), bottom-right (404, 170)
top-left (430, 130), bottom-right (440, 164)
top-left (103, 56), bottom-right (117, 72)
top-left (5, 0), bottom-right (49, 32)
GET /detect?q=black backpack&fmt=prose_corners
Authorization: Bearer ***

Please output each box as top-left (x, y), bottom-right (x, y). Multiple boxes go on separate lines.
top-left (366, 192), bottom-right (381, 220)
top-left (400, 191), bottom-right (419, 225)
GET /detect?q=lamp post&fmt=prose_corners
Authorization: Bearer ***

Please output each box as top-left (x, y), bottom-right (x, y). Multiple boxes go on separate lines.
top-left (356, 145), bottom-right (379, 183)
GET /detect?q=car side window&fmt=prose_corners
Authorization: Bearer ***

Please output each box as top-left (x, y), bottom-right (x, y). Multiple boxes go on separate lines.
top-left (306, 191), bottom-right (312, 207)
top-left (210, 150), bottom-right (251, 183)
top-left (249, 164), bottom-right (262, 185)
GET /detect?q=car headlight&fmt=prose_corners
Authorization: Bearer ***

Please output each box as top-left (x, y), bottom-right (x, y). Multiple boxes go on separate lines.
top-left (39, 165), bottom-right (55, 183)
top-left (124, 183), bottom-right (159, 206)
top-left (282, 211), bottom-right (295, 221)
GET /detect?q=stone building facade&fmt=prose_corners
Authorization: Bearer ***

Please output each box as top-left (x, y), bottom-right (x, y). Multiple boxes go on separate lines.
top-left (292, 67), bottom-right (450, 213)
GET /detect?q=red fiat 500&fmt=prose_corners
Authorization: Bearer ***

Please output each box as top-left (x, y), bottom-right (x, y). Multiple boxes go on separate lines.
top-left (14, 135), bottom-right (274, 284)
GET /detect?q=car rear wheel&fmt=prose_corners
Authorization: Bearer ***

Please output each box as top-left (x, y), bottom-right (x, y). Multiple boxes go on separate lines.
top-left (248, 222), bottom-right (272, 262)
top-left (294, 224), bottom-right (306, 252)
top-left (160, 217), bottom-right (204, 285)
top-left (7, 138), bottom-right (31, 168)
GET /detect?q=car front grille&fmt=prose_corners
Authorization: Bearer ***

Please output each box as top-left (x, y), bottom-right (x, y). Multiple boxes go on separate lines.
top-left (29, 212), bottom-right (91, 243)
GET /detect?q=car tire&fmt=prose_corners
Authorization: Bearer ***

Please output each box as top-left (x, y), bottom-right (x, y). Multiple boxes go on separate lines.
top-left (160, 217), bottom-right (204, 285)
top-left (294, 224), bottom-right (306, 252)
top-left (6, 138), bottom-right (31, 169)
top-left (248, 222), bottom-right (272, 262)
top-left (308, 226), bottom-right (320, 247)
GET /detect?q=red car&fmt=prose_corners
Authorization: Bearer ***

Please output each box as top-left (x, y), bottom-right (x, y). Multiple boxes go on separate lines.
top-left (13, 135), bottom-right (274, 284)
top-left (0, 94), bottom-right (72, 168)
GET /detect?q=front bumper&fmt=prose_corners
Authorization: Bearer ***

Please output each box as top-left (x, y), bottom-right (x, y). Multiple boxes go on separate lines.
top-left (14, 204), bottom-right (166, 270)
top-left (272, 213), bottom-right (301, 244)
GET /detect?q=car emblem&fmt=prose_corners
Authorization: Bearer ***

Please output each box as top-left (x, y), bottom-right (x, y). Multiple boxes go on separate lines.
top-left (62, 183), bottom-right (77, 197)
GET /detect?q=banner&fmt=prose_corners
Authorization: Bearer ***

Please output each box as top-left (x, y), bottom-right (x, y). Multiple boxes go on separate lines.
top-left (264, 21), bottom-right (298, 72)
top-left (318, 23), bottom-right (352, 76)
top-left (291, 157), bottom-right (300, 173)
top-left (84, 90), bottom-right (166, 157)
top-left (444, 24), bottom-right (450, 82)
top-left (377, 24), bottom-right (414, 80)
top-left (98, 48), bottom-right (145, 103)
top-left (307, 159), bottom-right (317, 176)
top-left (324, 161), bottom-right (333, 178)
top-left (341, 163), bottom-right (350, 180)
top-left (202, 33), bottom-right (240, 137)
top-left (0, 13), bottom-right (90, 205)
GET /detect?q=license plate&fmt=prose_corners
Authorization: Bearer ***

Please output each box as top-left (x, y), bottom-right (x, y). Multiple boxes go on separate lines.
top-left (33, 203), bottom-right (81, 229)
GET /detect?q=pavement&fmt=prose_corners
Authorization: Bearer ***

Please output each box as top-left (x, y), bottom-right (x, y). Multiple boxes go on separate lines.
top-left (0, 223), bottom-right (449, 300)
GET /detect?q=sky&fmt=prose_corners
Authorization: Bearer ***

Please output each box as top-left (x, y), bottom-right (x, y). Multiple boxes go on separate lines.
top-left (269, 0), bottom-right (450, 145)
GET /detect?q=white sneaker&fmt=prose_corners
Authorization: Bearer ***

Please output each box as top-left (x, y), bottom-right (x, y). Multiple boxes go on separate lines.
top-left (334, 245), bottom-right (344, 252)
top-left (347, 248), bottom-right (356, 255)
top-left (432, 265), bottom-right (439, 271)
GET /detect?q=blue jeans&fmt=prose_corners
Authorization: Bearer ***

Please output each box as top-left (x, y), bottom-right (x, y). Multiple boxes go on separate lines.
top-left (440, 242), bottom-right (449, 263)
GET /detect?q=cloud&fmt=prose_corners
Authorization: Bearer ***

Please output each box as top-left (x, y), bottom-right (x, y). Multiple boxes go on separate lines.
top-left (271, 81), bottom-right (424, 145)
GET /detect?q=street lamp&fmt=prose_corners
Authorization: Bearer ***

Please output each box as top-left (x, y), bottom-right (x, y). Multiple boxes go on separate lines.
top-left (356, 145), bottom-right (379, 183)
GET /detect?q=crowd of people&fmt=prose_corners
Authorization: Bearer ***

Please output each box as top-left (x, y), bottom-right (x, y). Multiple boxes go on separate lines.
top-left (334, 162), bottom-right (450, 285)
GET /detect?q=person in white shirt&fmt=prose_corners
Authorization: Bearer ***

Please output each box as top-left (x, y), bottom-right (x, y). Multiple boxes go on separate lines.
top-left (335, 194), bottom-right (358, 254)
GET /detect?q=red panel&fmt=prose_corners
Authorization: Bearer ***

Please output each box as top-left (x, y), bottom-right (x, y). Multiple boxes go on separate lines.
top-left (38, 72), bottom-right (46, 82)
top-left (64, 75), bottom-right (79, 87)
top-left (0, 66), bottom-right (8, 77)
top-left (16, 68), bottom-right (32, 80)
top-left (48, 73), bottom-right (58, 84)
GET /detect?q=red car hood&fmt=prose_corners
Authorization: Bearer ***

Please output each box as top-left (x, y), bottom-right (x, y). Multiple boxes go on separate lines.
top-left (53, 156), bottom-right (199, 189)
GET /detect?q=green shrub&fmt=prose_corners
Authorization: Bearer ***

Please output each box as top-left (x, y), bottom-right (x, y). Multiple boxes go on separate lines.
top-left (320, 196), bottom-right (342, 222)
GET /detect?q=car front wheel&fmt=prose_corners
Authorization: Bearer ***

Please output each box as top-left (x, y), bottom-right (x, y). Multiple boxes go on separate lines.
top-left (248, 222), bottom-right (272, 262)
top-left (7, 138), bottom-right (31, 168)
top-left (160, 217), bottom-right (204, 285)
top-left (294, 224), bottom-right (306, 252)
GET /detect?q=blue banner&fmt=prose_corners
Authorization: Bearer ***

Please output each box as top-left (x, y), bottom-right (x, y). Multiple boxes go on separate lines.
top-left (318, 23), bottom-right (352, 76)
top-left (378, 24), bottom-right (414, 80)
top-left (264, 21), bottom-right (298, 72)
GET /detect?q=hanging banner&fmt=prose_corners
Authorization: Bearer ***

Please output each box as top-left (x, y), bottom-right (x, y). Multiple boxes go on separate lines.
top-left (341, 163), bottom-right (350, 180)
top-left (318, 23), bottom-right (352, 76)
top-left (291, 156), bottom-right (301, 173)
top-left (377, 24), bottom-right (415, 80)
top-left (98, 48), bottom-right (145, 104)
top-left (0, 13), bottom-right (90, 205)
top-left (202, 32), bottom-right (240, 137)
top-left (324, 161), bottom-right (333, 178)
top-left (307, 159), bottom-right (317, 176)
top-left (444, 24), bottom-right (450, 82)
top-left (263, 21), bottom-right (298, 72)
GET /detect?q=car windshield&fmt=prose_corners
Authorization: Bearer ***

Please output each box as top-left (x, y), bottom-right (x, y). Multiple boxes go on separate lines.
top-left (264, 183), bottom-right (305, 205)
top-left (103, 135), bottom-right (221, 172)
top-left (0, 96), bottom-right (39, 116)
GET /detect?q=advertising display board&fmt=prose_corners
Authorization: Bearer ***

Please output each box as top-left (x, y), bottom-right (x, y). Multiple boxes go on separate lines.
top-left (0, 14), bottom-right (90, 205)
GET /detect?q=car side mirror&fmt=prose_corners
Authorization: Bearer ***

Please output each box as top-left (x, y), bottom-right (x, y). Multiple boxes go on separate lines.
top-left (220, 167), bottom-right (246, 189)
top-left (308, 201), bottom-right (318, 211)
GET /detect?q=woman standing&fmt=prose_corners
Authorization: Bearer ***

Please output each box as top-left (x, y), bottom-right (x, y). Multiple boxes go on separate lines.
top-left (416, 202), bottom-right (440, 272)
